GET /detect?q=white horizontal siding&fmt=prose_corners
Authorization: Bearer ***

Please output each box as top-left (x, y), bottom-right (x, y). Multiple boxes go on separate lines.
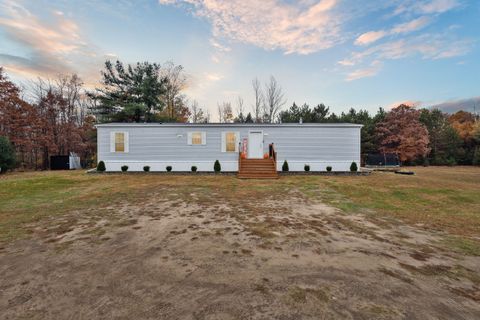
top-left (97, 125), bottom-right (361, 171)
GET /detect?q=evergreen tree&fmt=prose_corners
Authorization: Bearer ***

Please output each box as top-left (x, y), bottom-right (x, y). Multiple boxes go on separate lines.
top-left (0, 136), bottom-right (15, 173)
top-left (420, 109), bottom-right (463, 164)
top-left (90, 60), bottom-right (167, 123)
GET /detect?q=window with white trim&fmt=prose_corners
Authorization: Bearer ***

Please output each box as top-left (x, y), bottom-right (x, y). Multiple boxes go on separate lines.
top-left (110, 131), bottom-right (129, 153)
top-left (115, 132), bottom-right (125, 152)
top-left (221, 131), bottom-right (239, 152)
top-left (188, 132), bottom-right (206, 145)
top-left (192, 132), bottom-right (202, 145)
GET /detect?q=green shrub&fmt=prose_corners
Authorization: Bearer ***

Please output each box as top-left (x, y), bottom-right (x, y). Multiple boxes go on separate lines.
top-left (0, 136), bottom-right (15, 173)
top-left (143, 165), bottom-right (150, 172)
top-left (350, 162), bottom-right (358, 172)
top-left (282, 160), bottom-right (289, 172)
top-left (473, 147), bottom-right (480, 166)
top-left (214, 160), bottom-right (221, 172)
top-left (97, 160), bottom-right (106, 172)
top-left (446, 158), bottom-right (456, 166)
top-left (304, 164), bottom-right (310, 172)
top-left (422, 158), bottom-right (430, 167)
top-left (326, 166), bottom-right (332, 172)
top-left (121, 165), bottom-right (129, 172)
top-left (166, 166), bottom-right (172, 172)
top-left (191, 166), bottom-right (197, 172)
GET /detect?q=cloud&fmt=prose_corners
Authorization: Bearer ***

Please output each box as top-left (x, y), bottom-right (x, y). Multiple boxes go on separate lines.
top-left (355, 16), bottom-right (432, 47)
top-left (430, 96), bottom-right (480, 113)
top-left (0, 0), bottom-right (100, 84)
top-left (209, 39), bottom-right (231, 52)
top-left (393, 0), bottom-right (460, 16)
top-left (415, 0), bottom-right (461, 14)
top-left (159, 0), bottom-right (344, 55)
top-left (388, 100), bottom-right (422, 109)
top-left (355, 31), bottom-right (388, 46)
top-left (343, 28), bottom-right (472, 81)
top-left (391, 16), bottom-right (431, 34)
top-left (204, 72), bottom-right (224, 81)
top-left (346, 61), bottom-right (382, 81)
top-left (338, 59), bottom-right (355, 66)
top-left (359, 33), bottom-right (471, 62)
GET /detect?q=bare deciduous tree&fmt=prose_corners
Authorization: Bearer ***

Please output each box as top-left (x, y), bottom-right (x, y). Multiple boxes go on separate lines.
top-left (204, 109), bottom-right (211, 123)
top-left (235, 96), bottom-right (245, 123)
top-left (217, 101), bottom-right (233, 123)
top-left (263, 76), bottom-right (286, 123)
top-left (28, 74), bottom-right (90, 126)
top-left (161, 61), bottom-right (188, 119)
top-left (251, 77), bottom-right (263, 123)
top-left (190, 100), bottom-right (206, 123)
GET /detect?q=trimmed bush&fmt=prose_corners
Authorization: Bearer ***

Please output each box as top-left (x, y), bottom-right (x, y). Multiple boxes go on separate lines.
top-left (304, 164), bottom-right (310, 172)
top-left (0, 136), bottom-right (16, 173)
top-left (282, 160), bottom-right (289, 172)
top-left (350, 161), bottom-right (358, 172)
top-left (143, 165), bottom-right (150, 172)
top-left (214, 160), bottom-right (221, 172)
top-left (166, 166), bottom-right (172, 172)
top-left (97, 160), bottom-right (106, 172)
top-left (326, 166), bottom-right (332, 172)
top-left (121, 165), bottom-right (129, 172)
top-left (191, 166), bottom-right (197, 172)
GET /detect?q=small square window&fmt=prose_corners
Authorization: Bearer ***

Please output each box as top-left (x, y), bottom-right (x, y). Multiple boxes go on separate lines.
top-left (191, 132), bottom-right (202, 145)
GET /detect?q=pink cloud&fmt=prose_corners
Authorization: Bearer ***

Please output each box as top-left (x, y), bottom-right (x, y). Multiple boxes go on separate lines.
top-left (159, 0), bottom-right (344, 55)
top-left (355, 31), bottom-right (388, 46)
top-left (0, 0), bottom-right (101, 85)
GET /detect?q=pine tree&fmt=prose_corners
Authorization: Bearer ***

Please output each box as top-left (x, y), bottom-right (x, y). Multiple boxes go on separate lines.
top-left (0, 136), bottom-right (15, 173)
top-left (89, 60), bottom-right (168, 123)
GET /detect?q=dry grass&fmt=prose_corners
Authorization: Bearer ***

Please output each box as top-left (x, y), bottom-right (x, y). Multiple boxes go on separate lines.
top-left (317, 167), bottom-right (480, 239)
top-left (1, 167), bottom-right (479, 254)
top-left (2, 168), bottom-right (480, 319)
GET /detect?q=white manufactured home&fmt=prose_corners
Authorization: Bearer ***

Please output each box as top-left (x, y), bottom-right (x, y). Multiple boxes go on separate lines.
top-left (96, 123), bottom-right (362, 175)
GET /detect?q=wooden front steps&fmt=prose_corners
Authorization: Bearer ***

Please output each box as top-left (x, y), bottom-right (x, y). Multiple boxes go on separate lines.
top-left (238, 158), bottom-right (278, 179)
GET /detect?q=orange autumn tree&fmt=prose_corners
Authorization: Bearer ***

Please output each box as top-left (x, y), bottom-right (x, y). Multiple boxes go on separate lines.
top-left (1, 68), bottom-right (96, 169)
top-left (0, 68), bottom-right (43, 168)
top-left (448, 110), bottom-right (477, 145)
top-left (376, 104), bottom-right (430, 162)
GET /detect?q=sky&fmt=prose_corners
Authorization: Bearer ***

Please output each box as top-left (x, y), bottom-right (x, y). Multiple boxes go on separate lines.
top-left (0, 0), bottom-right (479, 119)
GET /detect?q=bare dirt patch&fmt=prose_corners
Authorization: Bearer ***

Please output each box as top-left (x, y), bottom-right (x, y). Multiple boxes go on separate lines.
top-left (1, 184), bottom-right (479, 320)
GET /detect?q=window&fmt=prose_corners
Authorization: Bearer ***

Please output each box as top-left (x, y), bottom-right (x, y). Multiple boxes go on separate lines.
top-left (110, 131), bottom-right (128, 153)
top-left (226, 132), bottom-right (236, 152)
top-left (188, 132), bottom-right (206, 145)
top-left (222, 131), bottom-right (239, 152)
top-left (192, 132), bottom-right (202, 145)
top-left (115, 132), bottom-right (125, 152)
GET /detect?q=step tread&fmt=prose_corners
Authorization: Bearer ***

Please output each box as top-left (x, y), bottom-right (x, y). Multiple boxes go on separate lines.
top-left (238, 172), bottom-right (278, 175)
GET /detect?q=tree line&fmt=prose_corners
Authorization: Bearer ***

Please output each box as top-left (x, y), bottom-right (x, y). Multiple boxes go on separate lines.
top-left (1, 59), bottom-right (479, 171)
top-left (0, 68), bottom-right (96, 170)
top-left (278, 103), bottom-right (480, 165)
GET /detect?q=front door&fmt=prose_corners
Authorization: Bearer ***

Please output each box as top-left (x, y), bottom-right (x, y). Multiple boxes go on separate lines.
top-left (248, 131), bottom-right (263, 159)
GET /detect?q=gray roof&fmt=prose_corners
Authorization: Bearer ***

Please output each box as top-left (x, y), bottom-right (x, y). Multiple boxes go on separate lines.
top-left (95, 122), bottom-right (363, 128)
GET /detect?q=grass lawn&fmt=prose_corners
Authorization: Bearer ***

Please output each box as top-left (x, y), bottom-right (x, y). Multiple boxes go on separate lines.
top-left (1, 166), bottom-right (479, 250)
top-left (1, 166), bottom-right (480, 319)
